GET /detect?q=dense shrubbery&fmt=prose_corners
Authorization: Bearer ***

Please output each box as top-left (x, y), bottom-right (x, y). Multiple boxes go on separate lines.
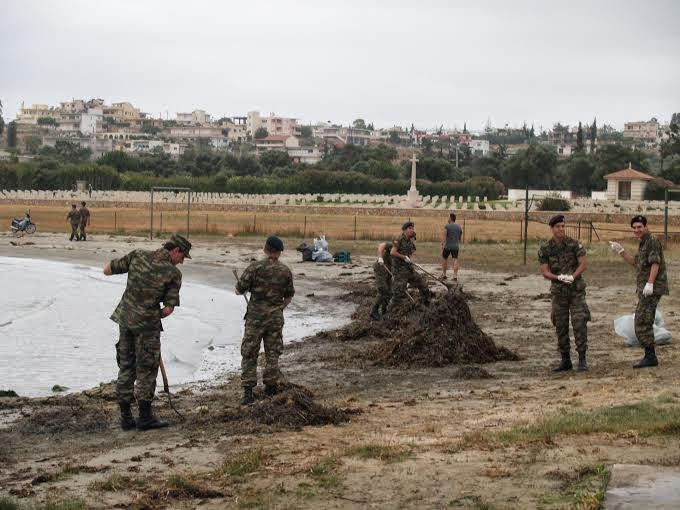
top-left (0, 161), bottom-right (504, 199)
top-left (537, 195), bottom-right (571, 211)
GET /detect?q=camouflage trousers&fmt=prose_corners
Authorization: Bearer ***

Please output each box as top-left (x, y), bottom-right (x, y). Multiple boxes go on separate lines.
top-left (69, 223), bottom-right (79, 241)
top-left (116, 326), bottom-right (161, 403)
top-left (241, 313), bottom-right (284, 388)
top-left (373, 262), bottom-right (392, 312)
top-left (551, 290), bottom-right (590, 354)
top-left (388, 265), bottom-right (430, 309)
top-left (78, 223), bottom-right (87, 240)
top-left (635, 294), bottom-right (661, 348)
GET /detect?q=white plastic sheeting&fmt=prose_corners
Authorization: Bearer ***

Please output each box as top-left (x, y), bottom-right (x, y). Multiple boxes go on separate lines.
top-left (0, 256), bottom-right (348, 396)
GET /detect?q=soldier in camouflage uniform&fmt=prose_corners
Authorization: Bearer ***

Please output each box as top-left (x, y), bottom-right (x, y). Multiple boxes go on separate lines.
top-left (78, 201), bottom-right (90, 241)
top-left (235, 236), bottom-right (295, 405)
top-left (104, 234), bottom-right (190, 430)
top-left (370, 241), bottom-right (393, 321)
top-left (66, 204), bottom-right (81, 241)
top-left (538, 215), bottom-right (590, 371)
top-left (387, 222), bottom-right (430, 312)
top-left (609, 215), bottom-right (669, 368)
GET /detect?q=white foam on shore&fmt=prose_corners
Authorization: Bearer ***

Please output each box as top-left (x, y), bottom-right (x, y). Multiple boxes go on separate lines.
top-left (0, 256), bottom-right (350, 396)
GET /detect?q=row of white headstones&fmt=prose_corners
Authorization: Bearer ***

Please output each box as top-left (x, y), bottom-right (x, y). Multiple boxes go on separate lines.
top-left (2, 189), bottom-right (679, 213)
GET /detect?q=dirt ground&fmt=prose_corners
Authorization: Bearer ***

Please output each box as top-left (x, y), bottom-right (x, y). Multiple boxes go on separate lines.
top-left (1, 231), bottom-right (679, 509)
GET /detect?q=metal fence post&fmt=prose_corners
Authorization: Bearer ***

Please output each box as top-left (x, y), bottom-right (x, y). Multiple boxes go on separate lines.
top-left (303, 215), bottom-right (307, 238)
top-left (354, 216), bottom-right (357, 240)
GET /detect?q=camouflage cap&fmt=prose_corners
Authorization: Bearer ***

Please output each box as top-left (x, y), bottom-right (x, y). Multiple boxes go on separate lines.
top-left (169, 234), bottom-right (192, 258)
top-left (402, 221), bottom-right (415, 230)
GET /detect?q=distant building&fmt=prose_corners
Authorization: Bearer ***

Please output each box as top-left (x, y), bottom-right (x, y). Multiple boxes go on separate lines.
top-left (287, 146), bottom-right (322, 165)
top-left (126, 139), bottom-right (183, 158)
top-left (247, 111), bottom-right (300, 137)
top-left (604, 163), bottom-right (654, 200)
top-left (469, 139), bottom-right (490, 156)
top-left (255, 134), bottom-right (300, 151)
top-left (176, 109), bottom-right (211, 126)
top-left (313, 124), bottom-right (372, 146)
top-left (623, 118), bottom-right (659, 144)
top-left (16, 104), bottom-right (56, 124)
top-left (103, 102), bottom-right (145, 127)
top-left (42, 135), bottom-right (113, 160)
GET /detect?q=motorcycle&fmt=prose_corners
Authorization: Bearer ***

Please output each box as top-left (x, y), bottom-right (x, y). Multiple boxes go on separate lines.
top-left (10, 216), bottom-right (37, 237)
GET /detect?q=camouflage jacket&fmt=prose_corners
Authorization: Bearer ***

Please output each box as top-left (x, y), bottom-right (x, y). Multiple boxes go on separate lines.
top-left (392, 233), bottom-right (416, 270)
top-left (537, 236), bottom-right (587, 294)
top-left (109, 249), bottom-right (182, 331)
top-left (67, 210), bottom-right (81, 225)
top-left (79, 207), bottom-right (90, 225)
top-left (635, 234), bottom-right (669, 296)
top-left (236, 258), bottom-right (295, 319)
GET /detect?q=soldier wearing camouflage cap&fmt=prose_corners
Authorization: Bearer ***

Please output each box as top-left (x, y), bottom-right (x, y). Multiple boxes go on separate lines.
top-left (538, 215), bottom-right (590, 372)
top-left (103, 233), bottom-right (190, 430)
top-left (235, 235), bottom-right (295, 405)
top-left (609, 216), bottom-right (669, 368)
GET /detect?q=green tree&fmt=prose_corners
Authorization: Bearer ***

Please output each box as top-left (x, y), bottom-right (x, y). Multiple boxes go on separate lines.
top-left (0, 99), bottom-right (5, 138)
top-left (259, 150), bottom-right (290, 171)
top-left (141, 124), bottom-right (161, 135)
top-left (576, 121), bottom-right (584, 152)
top-left (37, 116), bottom-right (58, 127)
top-left (501, 143), bottom-right (558, 188)
top-left (468, 156), bottom-right (502, 180)
top-left (590, 144), bottom-right (647, 190)
top-left (352, 118), bottom-right (366, 130)
top-left (25, 135), bottom-right (42, 154)
top-left (254, 127), bottom-right (268, 139)
top-left (299, 125), bottom-right (313, 138)
top-left (590, 117), bottom-right (597, 149)
top-left (98, 151), bottom-right (139, 172)
top-left (388, 131), bottom-right (401, 145)
top-left (7, 121), bottom-right (17, 148)
top-left (568, 153), bottom-right (595, 195)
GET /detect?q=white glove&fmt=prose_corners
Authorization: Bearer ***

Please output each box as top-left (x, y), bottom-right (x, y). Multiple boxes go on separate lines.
top-left (404, 256), bottom-right (412, 264)
top-left (609, 241), bottom-right (624, 255)
top-left (557, 274), bottom-right (574, 284)
top-left (377, 257), bottom-right (384, 265)
top-left (643, 282), bottom-right (654, 296)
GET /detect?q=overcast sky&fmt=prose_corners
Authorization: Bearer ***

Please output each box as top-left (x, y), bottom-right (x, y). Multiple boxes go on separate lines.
top-left (1, 0), bottom-right (678, 132)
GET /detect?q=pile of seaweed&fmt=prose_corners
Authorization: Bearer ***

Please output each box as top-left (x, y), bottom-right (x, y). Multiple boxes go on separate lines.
top-left (315, 282), bottom-right (518, 368)
top-left (373, 287), bottom-right (518, 367)
top-left (205, 383), bottom-right (355, 433)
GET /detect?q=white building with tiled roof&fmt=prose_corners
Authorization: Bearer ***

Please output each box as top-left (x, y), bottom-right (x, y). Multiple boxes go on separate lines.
top-left (604, 163), bottom-right (654, 200)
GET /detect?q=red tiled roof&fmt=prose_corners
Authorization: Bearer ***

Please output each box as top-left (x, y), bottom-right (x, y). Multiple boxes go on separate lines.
top-left (603, 168), bottom-right (653, 181)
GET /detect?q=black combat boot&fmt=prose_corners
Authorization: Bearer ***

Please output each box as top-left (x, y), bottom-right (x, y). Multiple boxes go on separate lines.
top-left (633, 346), bottom-right (658, 369)
top-left (553, 351), bottom-right (573, 372)
top-left (119, 401), bottom-right (136, 431)
top-left (577, 351), bottom-right (588, 371)
top-left (240, 386), bottom-right (255, 405)
top-left (369, 304), bottom-right (381, 321)
top-left (136, 400), bottom-right (169, 430)
top-left (264, 384), bottom-right (278, 397)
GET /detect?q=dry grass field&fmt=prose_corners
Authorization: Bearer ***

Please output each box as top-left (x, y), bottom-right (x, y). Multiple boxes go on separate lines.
top-left (1, 204), bottom-right (651, 243)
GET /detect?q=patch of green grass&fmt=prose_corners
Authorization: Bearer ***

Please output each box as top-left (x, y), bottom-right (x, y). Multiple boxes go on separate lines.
top-left (464, 403), bottom-right (680, 448)
top-left (539, 464), bottom-right (610, 509)
top-left (0, 499), bottom-right (88, 510)
top-left (89, 473), bottom-right (147, 491)
top-left (308, 456), bottom-right (343, 489)
top-left (0, 497), bottom-right (22, 510)
top-left (216, 449), bottom-right (264, 477)
top-left (344, 444), bottom-right (415, 463)
top-left (655, 391), bottom-right (678, 404)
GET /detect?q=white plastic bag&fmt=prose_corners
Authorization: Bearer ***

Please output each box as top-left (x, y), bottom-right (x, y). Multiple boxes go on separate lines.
top-left (312, 235), bottom-right (333, 262)
top-left (614, 310), bottom-right (672, 347)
